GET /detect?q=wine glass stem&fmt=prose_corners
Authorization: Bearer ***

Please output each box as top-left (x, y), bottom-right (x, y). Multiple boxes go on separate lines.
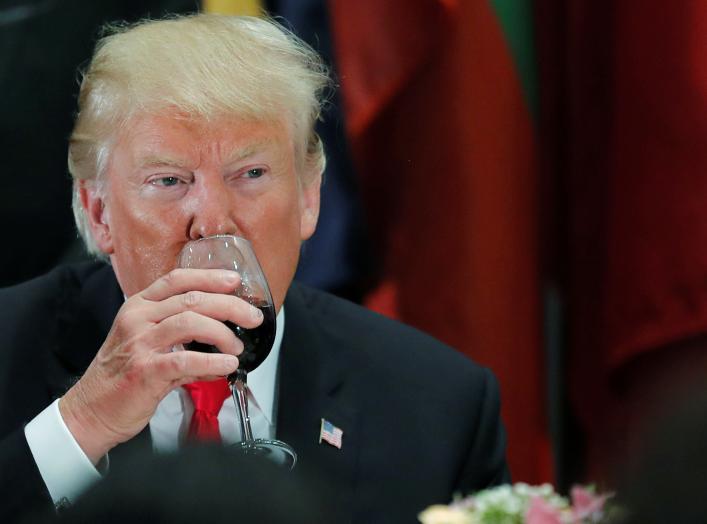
top-left (230, 369), bottom-right (254, 442)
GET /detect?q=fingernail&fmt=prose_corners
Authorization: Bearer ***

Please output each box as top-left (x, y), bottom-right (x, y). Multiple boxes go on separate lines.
top-left (223, 271), bottom-right (239, 284)
top-left (251, 306), bottom-right (263, 322)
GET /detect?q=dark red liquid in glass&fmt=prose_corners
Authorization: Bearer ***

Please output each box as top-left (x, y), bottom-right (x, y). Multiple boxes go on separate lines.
top-left (185, 303), bottom-right (276, 375)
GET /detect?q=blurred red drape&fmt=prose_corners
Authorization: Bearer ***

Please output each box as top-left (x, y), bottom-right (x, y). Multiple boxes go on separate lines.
top-left (330, 0), bottom-right (551, 484)
top-left (536, 0), bottom-right (707, 481)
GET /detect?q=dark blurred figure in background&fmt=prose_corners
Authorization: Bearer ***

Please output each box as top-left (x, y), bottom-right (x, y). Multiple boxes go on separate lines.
top-left (615, 389), bottom-right (707, 524)
top-left (23, 446), bottom-right (327, 523)
top-left (534, 0), bottom-right (707, 487)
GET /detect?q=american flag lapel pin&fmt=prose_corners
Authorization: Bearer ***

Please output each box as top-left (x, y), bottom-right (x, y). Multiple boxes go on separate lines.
top-left (319, 418), bottom-right (343, 449)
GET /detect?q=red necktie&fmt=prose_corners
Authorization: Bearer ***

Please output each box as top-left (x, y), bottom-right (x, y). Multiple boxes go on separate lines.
top-left (183, 378), bottom-right (231, 442)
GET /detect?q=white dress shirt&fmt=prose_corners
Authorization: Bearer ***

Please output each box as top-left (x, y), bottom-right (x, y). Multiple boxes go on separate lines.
top-left (24, 308), bottom-right (284, 506)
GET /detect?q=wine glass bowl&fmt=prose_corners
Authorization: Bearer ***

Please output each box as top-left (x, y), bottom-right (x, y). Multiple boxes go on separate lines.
top-left (178, 235), bottom-right (296, 469)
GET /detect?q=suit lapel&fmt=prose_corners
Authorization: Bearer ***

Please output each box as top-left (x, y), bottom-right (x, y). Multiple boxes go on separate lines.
top-left (276, 283), bottom-right (360, 522)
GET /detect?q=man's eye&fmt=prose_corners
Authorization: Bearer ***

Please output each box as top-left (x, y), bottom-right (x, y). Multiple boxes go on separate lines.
top-left (153, 176), bottom-right (180, 187)
top-left (244, 168), bottom-right (264, 179)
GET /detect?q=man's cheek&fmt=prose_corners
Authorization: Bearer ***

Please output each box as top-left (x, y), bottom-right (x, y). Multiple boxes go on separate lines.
top-left (114, 236), bottom-right (179, 291)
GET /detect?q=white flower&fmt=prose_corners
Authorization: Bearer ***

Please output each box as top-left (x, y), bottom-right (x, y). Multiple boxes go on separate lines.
top-left (514, 483), bottom-right (533, 497)
top-left (419, 505), bottom-right (474, 524)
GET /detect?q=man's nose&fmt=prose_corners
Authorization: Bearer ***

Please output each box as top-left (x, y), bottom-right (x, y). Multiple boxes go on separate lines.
top-left (187, 179), bottom-right (239, 239)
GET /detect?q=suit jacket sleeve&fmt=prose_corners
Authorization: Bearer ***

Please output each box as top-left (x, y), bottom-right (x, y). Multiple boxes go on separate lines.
top-left (0, 428), bottom-right (53, 521)
top-left (0, 267), bottom-right (84, 521)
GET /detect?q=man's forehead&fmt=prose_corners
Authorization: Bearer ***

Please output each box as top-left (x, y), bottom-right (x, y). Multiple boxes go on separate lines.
top-left (120, 113), bottom-right (289, 165)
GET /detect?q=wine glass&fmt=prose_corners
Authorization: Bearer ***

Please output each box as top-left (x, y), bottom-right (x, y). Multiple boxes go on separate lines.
top-left (178, 235), bottom-right (297, 469)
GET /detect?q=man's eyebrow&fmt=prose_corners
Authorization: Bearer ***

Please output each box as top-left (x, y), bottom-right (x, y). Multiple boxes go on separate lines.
top-left (137, 139), bottom-right (276, 168)
top-left (223, 138), bottom-right (275, 163)
top-left (138, 155), bottom-right (191, 169)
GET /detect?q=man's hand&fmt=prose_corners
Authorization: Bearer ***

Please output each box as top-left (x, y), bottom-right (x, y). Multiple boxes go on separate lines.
top-left (59, 268), bottom-right (264, 464)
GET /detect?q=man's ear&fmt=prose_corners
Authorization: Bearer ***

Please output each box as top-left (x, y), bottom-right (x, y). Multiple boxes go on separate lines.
top-left (79, 180), bottom-right (114, 255)
top-left (299, 172), bottom-right (322, 241)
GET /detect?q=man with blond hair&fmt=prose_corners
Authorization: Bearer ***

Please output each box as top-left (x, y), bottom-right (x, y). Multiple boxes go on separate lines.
top-left (0, 13), bottom-right (508, 522)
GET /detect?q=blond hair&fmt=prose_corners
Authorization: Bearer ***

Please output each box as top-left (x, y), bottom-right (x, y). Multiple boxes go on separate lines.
top-left (69, 13), bottom-right (330, 256)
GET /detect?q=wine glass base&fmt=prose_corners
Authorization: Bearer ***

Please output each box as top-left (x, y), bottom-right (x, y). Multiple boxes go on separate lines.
top-left (232, 438), bottom-right (297, 470)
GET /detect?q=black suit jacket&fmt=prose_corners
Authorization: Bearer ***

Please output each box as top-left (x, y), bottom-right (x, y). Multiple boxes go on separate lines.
top-left (0, 262), bottom-right (509, 522)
